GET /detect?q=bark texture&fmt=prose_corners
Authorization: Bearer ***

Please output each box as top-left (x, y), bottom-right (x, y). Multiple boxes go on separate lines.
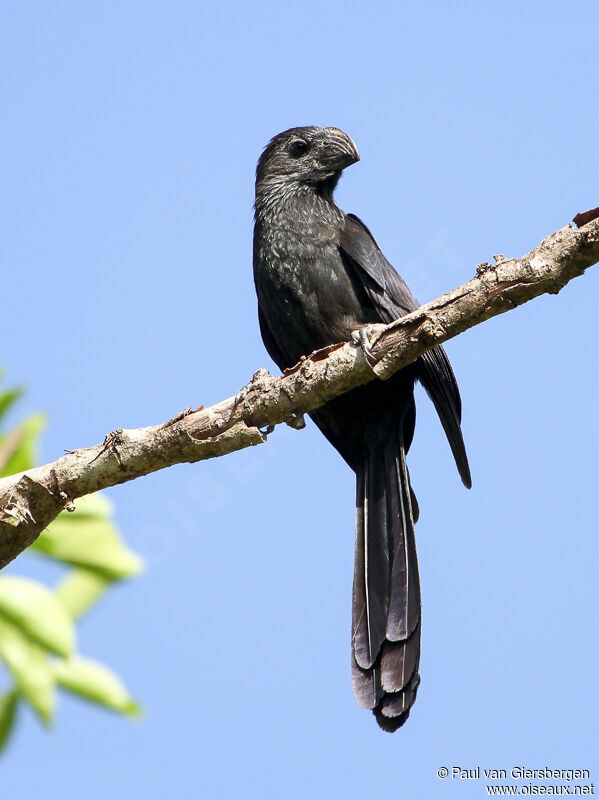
top-left (1, 215), bottom-right (597, 569)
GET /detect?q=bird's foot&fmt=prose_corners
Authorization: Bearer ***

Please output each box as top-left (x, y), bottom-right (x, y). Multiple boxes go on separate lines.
top-left (234, 368), bottom-right (275, 407)
top-left (285, 411), bottom-right (305, 430)
top-left (351, 325), bottom-right (379, 366)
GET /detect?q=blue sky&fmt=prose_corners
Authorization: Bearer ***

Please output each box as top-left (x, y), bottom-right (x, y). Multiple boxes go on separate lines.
top-left (2, 1), bottom-right (598, 797)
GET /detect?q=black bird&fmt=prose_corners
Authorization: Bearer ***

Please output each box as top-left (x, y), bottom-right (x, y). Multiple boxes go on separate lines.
top-left (253, 126), bottom-right (471, 731)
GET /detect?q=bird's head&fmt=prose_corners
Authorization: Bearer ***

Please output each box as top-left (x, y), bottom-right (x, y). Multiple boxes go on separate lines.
top-left (255, 126), bottom-right (359, 199)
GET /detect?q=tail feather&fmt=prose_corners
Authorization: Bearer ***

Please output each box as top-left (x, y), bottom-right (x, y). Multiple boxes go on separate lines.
top-left (380, 623), bottom-right (420, 692)
top-left (375, 672), bottom-right (421, 731)
top-left (386, 445), bottom-right (420, 641)
top-left (352, 455), bottom-right (390, 670)
top-left (352, 429), bottom-right (422, 731)
top-left (351, 653), bottom-right (383, 709)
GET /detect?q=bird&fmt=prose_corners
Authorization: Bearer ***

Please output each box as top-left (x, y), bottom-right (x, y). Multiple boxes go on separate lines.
top-left (252, 126), bottom-right (471, 731)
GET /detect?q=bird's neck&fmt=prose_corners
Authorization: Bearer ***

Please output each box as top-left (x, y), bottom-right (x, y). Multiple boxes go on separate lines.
top-left (254, 175), bottom-right (343, 228)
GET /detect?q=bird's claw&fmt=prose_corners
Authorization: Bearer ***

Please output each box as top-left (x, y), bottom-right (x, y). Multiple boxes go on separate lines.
top-left (234, 368), bottom-right (274, 407)
top-left (285, 412), bottom-right (306, 430)
top-left (351, 326), bottom-right (378, 365)
top-left (234, 387), bottom-right (249, 406)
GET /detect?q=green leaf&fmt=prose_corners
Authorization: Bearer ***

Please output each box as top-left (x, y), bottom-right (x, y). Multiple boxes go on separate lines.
top-left (55, 568), bottom-right (111, 620)
top-left (33, 495), bottom-right (143, 579)
top-left (0, 577), bottom-right (75, 657)
top-left (0, 413), bottom-right (45, 476)
top-left (0, 691), bottom-right (18, 753)
top-left (53, 656), bottom-right (140, 716)
top-left (0, 388), bottom-right (24, 425)
top-left (0, 620), bottom-right (56, 724)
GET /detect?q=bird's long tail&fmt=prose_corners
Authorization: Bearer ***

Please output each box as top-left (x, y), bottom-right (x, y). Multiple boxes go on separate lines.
top-left (351, 430), bottom-right (421, 732)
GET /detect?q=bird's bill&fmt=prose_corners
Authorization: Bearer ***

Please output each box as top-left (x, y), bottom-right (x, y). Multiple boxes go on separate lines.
top-left (319, 129), bottom-right (360, 170)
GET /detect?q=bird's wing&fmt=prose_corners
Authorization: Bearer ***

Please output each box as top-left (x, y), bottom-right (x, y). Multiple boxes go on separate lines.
top-left (340, 213), bottom-right (471, 488)
top-left (341, 214), bottom-right (417, 315)
top-left (418, 347), bottom-right (471, 488)
top-left (339, 214), bottom-right (389, 292)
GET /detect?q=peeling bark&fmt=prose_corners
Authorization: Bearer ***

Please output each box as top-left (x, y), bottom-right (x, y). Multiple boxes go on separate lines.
top-left (1, 214), bottom-right (598, 569)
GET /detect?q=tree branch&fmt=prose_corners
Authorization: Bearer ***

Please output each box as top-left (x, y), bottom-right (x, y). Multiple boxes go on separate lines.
top-left (1, 214), bottom-right (598, 569)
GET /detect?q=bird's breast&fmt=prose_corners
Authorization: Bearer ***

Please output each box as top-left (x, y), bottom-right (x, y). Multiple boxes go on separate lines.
top-left (254, 219), bottom-right (375, 364)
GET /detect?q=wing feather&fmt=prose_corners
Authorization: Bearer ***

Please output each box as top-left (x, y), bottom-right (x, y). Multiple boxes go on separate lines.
top-left (340, 213), bottom-right (471, 486)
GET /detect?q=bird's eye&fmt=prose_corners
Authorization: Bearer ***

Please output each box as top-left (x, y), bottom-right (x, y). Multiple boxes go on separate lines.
top-left (288, 139), bottom-right (310, 158)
